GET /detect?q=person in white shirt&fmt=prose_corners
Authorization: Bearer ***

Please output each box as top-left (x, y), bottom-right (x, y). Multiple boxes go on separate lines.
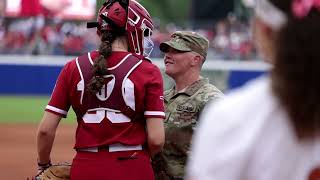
top-left (186, 0), bottom-right (320, 179)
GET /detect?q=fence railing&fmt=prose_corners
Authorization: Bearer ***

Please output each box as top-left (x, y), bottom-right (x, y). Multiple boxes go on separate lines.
top-left (0, 55), bottom-right (269, 95)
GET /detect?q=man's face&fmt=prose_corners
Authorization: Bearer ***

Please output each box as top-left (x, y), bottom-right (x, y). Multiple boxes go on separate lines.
top-left (163, 47), bottom-right (192, 79)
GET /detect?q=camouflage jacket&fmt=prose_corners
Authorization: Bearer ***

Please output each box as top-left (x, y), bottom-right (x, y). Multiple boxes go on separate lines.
top-left (153, 78), bottom-right (223, 180)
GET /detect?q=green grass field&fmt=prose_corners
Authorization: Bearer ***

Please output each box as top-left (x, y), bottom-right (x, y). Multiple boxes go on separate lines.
top-left (0, 96), bottom-right (76, 124)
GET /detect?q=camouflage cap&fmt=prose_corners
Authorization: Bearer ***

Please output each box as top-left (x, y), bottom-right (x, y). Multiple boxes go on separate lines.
top-left (160, 31), bottom-right (209, 58)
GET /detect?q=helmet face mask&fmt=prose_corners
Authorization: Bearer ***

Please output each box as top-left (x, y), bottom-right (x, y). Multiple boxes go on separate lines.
top-left (143, 26), bottom-right (154, 57)
top-left (87, 0), bottom-right (154, 57)
top-left (126, 0), bottom-right (154, 56)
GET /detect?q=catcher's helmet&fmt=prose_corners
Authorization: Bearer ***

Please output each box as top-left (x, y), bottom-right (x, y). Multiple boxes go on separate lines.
top-left (87, 0), bottom-right (154, 57)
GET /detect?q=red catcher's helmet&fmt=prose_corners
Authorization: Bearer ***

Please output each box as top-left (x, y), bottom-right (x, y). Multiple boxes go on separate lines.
top-left (87, 0), bottom-right (154, 57)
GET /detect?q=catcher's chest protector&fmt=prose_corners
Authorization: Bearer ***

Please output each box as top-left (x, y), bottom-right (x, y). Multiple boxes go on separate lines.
top-left (76, 51), bottom-right (142, 120)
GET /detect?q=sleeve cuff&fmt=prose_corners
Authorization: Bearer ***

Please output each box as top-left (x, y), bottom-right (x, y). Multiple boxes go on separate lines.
top-left (45, 105), bottom-right (68, 118)
top-left (144, 111), bottom-right (165, 119)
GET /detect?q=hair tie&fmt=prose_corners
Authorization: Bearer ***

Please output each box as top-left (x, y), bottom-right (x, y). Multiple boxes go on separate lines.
top-left (292, 0), bottom-right (320, 18)
top-left (255, 0), bottom-right (288, 30)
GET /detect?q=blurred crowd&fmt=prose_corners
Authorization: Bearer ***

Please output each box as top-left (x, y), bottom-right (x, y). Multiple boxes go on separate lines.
top-left (0, 16), bottom-right (258, 60)
top-left (0, 17), bottom-right (99, 56)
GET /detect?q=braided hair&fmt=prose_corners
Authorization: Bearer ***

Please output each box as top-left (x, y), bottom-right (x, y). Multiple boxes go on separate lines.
top-left (87, 31), bottom-right (119, 94)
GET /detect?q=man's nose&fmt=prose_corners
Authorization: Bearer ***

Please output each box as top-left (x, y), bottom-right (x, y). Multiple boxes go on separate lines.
top-left (164, 53), bottom-right (172, 60)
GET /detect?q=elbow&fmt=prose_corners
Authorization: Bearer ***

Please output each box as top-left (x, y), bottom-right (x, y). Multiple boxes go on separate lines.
top-left (148, 130), bottom-right (165, 148)
top-left (146, 117), bottom-right (165, 155)
top-left (148, 134), bottom-right (165, 154)
top-left (149, 138), bottom-right (164, 149)
top-left (37, 128), bottom-right (55, 139)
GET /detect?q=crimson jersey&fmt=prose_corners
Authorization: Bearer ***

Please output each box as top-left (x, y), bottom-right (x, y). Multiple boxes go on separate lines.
top-left (46, 51), bottom-right (165, 148)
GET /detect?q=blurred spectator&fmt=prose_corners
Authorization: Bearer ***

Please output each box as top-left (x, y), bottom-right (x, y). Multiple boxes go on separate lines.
top-left (20, 0), bottom-right (42, 17)
top-left (63, 32), bottom-right (84, 56)
top-left (0, 0), bottom-right (5, 17)
top-left (0, 15), bottom-right (258, 60)
top-left (212, 20), bottom-right (230, 59)
top-left (150, 29), bottom-right (169, 58)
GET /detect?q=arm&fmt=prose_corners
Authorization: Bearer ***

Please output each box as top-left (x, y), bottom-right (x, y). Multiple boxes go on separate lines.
top-left (146, 117), bottom-right (165, 157)
top-left (143, 65), bottom-right (166, 157)
top-left (37, 112), bottom-right (62, 164)
top-left (36, 61), bottom-right (72, 170)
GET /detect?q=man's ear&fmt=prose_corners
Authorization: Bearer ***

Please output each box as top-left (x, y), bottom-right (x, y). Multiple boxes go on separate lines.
top-left (191, 54), bottom-right (202, 67)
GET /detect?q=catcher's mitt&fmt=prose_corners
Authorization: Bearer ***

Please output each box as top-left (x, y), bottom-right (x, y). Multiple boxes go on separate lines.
top-left (35, 163), bottom-right (71, 180)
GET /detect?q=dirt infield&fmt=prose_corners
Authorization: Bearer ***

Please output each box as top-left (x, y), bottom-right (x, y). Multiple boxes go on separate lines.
top-left (0, 123), bottom-right (76, 180)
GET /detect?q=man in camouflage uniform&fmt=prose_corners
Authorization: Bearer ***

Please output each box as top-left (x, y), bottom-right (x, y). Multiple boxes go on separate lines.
top-left (152, 31), bottom-right (223, 180)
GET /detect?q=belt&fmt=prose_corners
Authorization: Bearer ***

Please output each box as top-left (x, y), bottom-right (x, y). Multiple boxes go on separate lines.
top-left (77, 143), bottom-right (143, 153)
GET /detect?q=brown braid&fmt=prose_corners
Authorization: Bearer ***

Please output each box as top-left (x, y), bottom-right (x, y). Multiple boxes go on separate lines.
top-left (87, 31), bottom-right (117, 94)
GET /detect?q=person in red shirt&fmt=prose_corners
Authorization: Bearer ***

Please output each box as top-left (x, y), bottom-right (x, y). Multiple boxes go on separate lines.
top-left (0, 0), bottom-right (5, 17)
top-left (36, 1), bottom-right (165, 179)
top-left (20, 0), bottom-right (42, 17)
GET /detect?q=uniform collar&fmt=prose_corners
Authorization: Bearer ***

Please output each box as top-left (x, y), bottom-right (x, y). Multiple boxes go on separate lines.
top-left (165, 78), bottom-right (209, 101)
